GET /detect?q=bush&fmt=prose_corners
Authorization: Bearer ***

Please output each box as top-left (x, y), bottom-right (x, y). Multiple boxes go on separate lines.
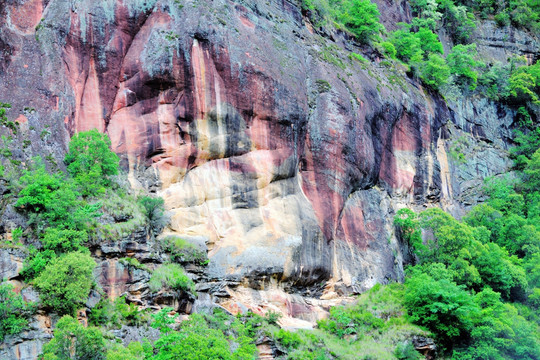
top-left (438, 0), bottom-right (476, 43)
top-left (148, 263), bottom-right (195, 294)
top-left (64, 129), bottom-right (119, 196)
top-left (89, 296), bottom-right (147, 328)
top-left (41, 227), bottom-right (87, 254)
top-left (34, 252), bottom-right (96, 315)
top-left (40, 315), bottom-right (106, 360)
top-left (106, 342), bottom-right (146, 360)
top-left (138, 195), bottom-right (164, 228)
top-left (0, 282), bottom-right (36, 341)
top-left (378, 41), bottom-right (397, 59)
top-left (150, 311), bottom-right (257, 359)
top-left (509, 61), bottom-right (540, 105)
top-left (159, 236), bottom-right (207, 265)
top-left (15, 159), bottom-right (101, 231)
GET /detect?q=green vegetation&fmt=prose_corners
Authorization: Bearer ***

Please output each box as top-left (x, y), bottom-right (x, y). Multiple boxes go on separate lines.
top-left (34, 252), bottom-right (96, 315)
top-left (0, 103), bottom-right (18, 135)
top-left (0, 283), bottom-right (36, 341)
top-left (138, 195), bottom-right (165, 230)
top-left (159, 235), bottom-right (207, 265)
top-left (148, 263), bottom-right (196, 294)
top-left (64, 129), bottom-right (119, 196)
top-left (89, 296), bottom-right (148, 329)
top-left (390, 137), bottom-right (540, 357)
top-left (40, 315), bottom-right (106, 360)
top-left (272, 283), bottom-right (427, 359)
top-left (446, 44), bottom-right (484, 90)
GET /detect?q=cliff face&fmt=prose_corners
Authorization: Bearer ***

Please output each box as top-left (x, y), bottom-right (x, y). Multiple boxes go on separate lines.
top-left (0, 0), bottom-right (537, 343)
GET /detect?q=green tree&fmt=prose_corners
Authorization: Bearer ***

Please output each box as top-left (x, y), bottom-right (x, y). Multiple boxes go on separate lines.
top-left (64, 129), bottom-right (119, 197)
top-left (419, 53), bottom-right (450, 89)
top-left (106, 342), bottom-right (146, 360)
top-left (390, 25), bottom-right (423, 64)
top-left (0, 283), bottom-right (35, 341)
top-left (509, 62), bottom-right (540, 105)
top-left (138, 195), bottom-right (165, 230)
top-left (341, 0), bottom-right (384, 44)
top-left (394, 208), bottom-right (423, 254)
top-left (418, 208), bottom-right (473, 264)
top-left (470, 241), bottom-right (528, 300)
top-left (41, 227), bottom-right (87, 254)
top-left (438, 0), bottom-right (476, 43)
top-left (416, 27), bottom-right (443, 56)
top-left (404, 271), bottom-right (478, 348)
top-left (40, 315), bottom-right (106, 360)
top-left (34, 252), bottom-right (96, 315)
top-left (447, 44), bottom-right (484, 90)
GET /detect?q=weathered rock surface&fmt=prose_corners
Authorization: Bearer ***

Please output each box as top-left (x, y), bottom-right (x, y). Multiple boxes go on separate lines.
top-left (0, 0), bottom-right (538, 357)
top-left (0, 0), bottom-right (534, 294)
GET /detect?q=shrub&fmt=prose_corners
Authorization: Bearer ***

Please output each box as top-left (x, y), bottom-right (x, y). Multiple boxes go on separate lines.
top-left (159, 235), bottom-right (207, 264)
top-left (64, 129), bottom-right (119, 196)
top-left (438, 0), bottom-right (476, 43)
top-left (15, 159), bottom-right (101, 231)
top-left (40, 315), bottom-right (106, 360)
top-left (20, 248), bottom-right (57, 280)
top-left (264, 310), bottom-right (282, 325)
top-left (150, 310), bottom-right (257, 359)
top-left (148, 263), bottom-right (195, 294)
top-left (41, 227), bottom-right (87, 254)
top-left (524, 148), bottom-right (540, 192)
top-left (106, 342), bottom-right (146, 360)
top-left (378, 41), bottom-right (397, 59)
top-left (34, 252), bottom-right (96, 315)
top-left (0, 282), bottom-right (36, 341)
top-left (89, 296), bottom-right (147, 328)
top-left (390, 25), bottom-right (423, 64)
top-left (137, 195), bottom-right (164, 229)
top-left (118, 257), bottom-right (148, 271)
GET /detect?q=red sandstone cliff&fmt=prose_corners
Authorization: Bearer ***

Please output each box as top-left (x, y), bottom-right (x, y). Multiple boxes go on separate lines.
top-left (0, 1), bottom-right (537, 357)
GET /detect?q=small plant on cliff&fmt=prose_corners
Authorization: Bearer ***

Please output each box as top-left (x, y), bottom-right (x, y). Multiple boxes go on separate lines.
top-left (159, 235), bottom-right (207, 265)
top-left (0, 282), bottom-right (36, 341)
top-left (0, 102), bottom-right (19, 135)
top-left (138, 195), bottom-right (165, 231)
top-left (64, 129), bottom-right (119, 197)
top-left (34, 251), bottom-right (96, 315)
top-left (148, 263), bottom-right (195, 294)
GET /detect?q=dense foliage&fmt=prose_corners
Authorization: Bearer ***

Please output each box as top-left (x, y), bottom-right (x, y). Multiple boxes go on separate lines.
top-left (34, 252), bottom-right (96, 315)
top-left (392, 135), bottom-right (540, 357)
top-left (40, 315), bottom-right (106, 360)
top-left (64, 129), bottom-right (119, 196)
top-left (0, 283), bottom-right (35, 341)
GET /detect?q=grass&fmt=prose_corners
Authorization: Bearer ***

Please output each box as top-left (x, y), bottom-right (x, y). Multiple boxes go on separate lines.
top-left (159, 235), bottom-right (208, 265)
top-left (149, 263), bottom-right (196, 294)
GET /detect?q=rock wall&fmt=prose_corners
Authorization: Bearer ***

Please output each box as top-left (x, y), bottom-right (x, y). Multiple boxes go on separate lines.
top-left (0, 0), bottom-right (536, 327)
